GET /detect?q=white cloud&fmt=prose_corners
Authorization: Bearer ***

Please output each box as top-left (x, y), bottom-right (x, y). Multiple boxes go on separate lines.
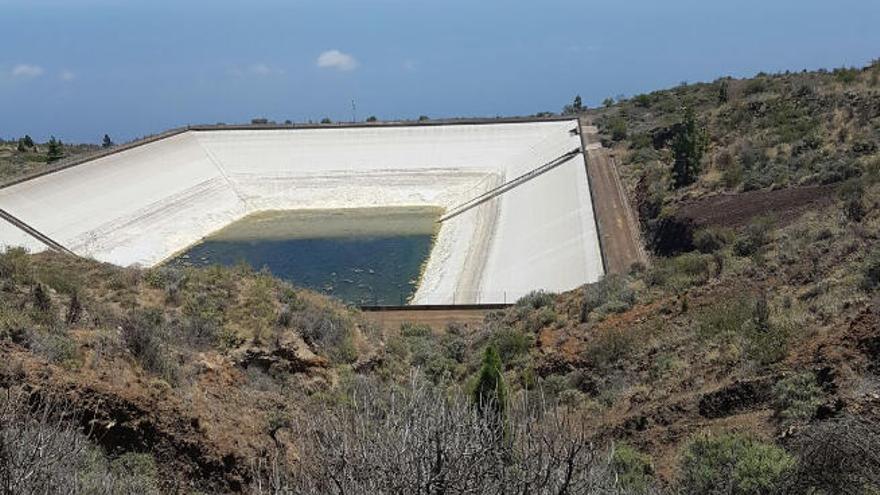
top-left (60, 70), bottom-right (76, 81)
top-left (11, 64), bottom-right (45, 78)
top-left (317, 50), bottom-right (358, 71)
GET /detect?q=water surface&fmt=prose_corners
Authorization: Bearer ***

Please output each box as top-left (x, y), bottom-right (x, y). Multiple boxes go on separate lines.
top-left (169, 207), bottom-right (440, 305)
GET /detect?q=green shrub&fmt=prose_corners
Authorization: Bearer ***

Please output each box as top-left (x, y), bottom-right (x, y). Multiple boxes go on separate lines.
top-left (734, 217), bottom-right (773, 257)
top-left (583, 327), bottom-right (634, 369)
top-left (580, 275), bottom-right (636, 322)
top-left (108, 452), bottom-right (160, 493)
top-left (679, 433), bottom-right (795, 495)
top-left (693, 227), bottom-right (733, 253)
top-left (608, 116), bottom-right (627, 141)
top-left (400, 322), bottom-right (432, 338)
top-left (472, 345), bottom-right (506, 421)
top-left (26, 329), bottom-right (77, 365)
top-left (523, 306), bottom-right (557, 333)
top-left (862, 248), bottom-right (880, 291)
top-left (771, 373), bottom-right (822, 425)
top-left (516, 290), bottom-right (556, 310)
top-left (0, 247), bottom-right (33, 285)
top-left (611, 443), bottom-right (654, 494)
top-left (490, 327), bottom-right (533, 364)
top-left (696, 295), bottom-right (789, 364)
top-left (647, 253), bottom-right (712, 292)
top-left (121, 309), bottom-right (179, 384)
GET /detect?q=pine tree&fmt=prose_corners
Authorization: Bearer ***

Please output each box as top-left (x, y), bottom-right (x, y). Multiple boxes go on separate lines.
top-left (718, 80), bottom-right (730, 104)
top-left (46, 136), bottom-right (64, 163)
top-left (17, 135), bottom-right (34, 152)
top-left (472, 345), bottom-right (507, 423)
top-left (102, 134), bottom-right (114, 148)
top-left (671, 107), bottom-right (708, 188)
top-left (573, 95), bottom-right (583, 112)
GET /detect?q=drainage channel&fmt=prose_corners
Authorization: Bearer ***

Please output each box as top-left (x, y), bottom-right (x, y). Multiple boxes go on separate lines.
top-left (0, 208), bottom-right (76, 255)
top-left (438, 148), bottom-right (582, 223)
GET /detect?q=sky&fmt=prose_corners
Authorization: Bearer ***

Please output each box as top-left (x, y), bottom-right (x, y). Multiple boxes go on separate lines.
top-left (1, 0), bottom-right (879, 143)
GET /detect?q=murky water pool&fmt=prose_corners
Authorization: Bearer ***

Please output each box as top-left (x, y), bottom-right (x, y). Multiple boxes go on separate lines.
top-left (168, 207), bottom-right (440, 305)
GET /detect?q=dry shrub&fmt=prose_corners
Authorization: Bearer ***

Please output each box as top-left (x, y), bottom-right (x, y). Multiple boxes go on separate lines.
top-left (251, 375), bottom-right (651, 494)
top-left (0, 388), bottom-right (161, 494)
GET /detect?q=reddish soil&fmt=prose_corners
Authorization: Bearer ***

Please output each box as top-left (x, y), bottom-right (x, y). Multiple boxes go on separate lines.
top-left (676, 185), bottom-right (837, 229)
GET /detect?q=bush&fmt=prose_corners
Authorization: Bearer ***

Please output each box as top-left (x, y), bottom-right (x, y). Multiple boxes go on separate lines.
top-left (679, 433), bottom-right (794, 495)
top-left (696, 294), bottom-right (789, 365)
top-left (733, 217), bottom-right (773, 257)
top-left (611, 443), bottom-right (654, 494)
top-left (696, 296), bottom-right (753, 340)
top-left (0, 247), bottom-right (33, 285)
top-left (580, 275), bottom-right (636, 322)
top-left (786, 416), bottom-right (880, 493)
top-left (26, 329), bottom-right (76, 365)
top-left (646, 253), bottom-right (712, 292)
top-left (608, 117), bottom-right (627, 141)
top-left (583, 327), bottom-right (634, 369)
top-left (0, 389), bottom-right (162, 494)
top-left (292, 306), bottom-right (356, 363)
top-left (400, 322), bottom-right (432, 338)
top-left (693, 227), bottom-right (733, 253)
top-left (862, 248), bottom-right (880, 291)
top-left (771, 373), bottom-right (821, 425)
top-left (489, 326), bottom-right (533, 364)
top-left (277, 374), bottom-right (627, 494)
top-left (515, 290), bottom-right (555, 310)
top-left (121, 309), bottom-right (179, 384)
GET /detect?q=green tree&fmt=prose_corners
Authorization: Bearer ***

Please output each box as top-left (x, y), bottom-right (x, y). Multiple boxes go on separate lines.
top-left (320, 117), bottom-right (332, 124)
top-left (366, 116), bottom-right (378, 122)
top-left (602, 97), bottom-right (615, 108)
top-left (418, 115), bottom-right (429, 122)
top-left (573, 95), bottom-right (583, 112)
top-left (671, 107), bottom-right (708, 188)
top-left (17, 135), bottom-right (35, 152)
top-left (718, 80), bottom-right (730, 103)
top-left (46, 136), bottom-right (64, 163)
top-left (472, 345), bottom-right (506, 422)
top-left (102, 134), bottom-right (114, 148)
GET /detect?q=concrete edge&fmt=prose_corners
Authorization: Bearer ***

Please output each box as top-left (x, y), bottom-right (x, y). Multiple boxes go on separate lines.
top-left (0, 115), bottom-right (580, 191)
top-left (360, 303), bottom-right (512, 312)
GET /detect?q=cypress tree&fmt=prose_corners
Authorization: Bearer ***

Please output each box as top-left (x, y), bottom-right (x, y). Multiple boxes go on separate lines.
top-left (472, 345), bottom-right (507, 423)
top-left (671, 107), bottom-right (708, 188)
top-left (46, 136), bottom-right (64, 163)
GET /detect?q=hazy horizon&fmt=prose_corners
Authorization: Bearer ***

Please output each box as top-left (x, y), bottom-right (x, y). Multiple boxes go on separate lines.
top-left (2, 0), bottom-right (879, 143)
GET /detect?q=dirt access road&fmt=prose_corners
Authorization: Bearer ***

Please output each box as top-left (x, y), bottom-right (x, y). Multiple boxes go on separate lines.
top-left (579, 118), bottom-right (648, 274)
top-left (361, 307), bottom-right (501, 333)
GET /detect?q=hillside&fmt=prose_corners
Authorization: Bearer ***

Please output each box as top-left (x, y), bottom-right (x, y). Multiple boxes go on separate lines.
top-left (1, 61), bottom-right (880, 494)
top-left (0, 138), bottom-right (98, 186)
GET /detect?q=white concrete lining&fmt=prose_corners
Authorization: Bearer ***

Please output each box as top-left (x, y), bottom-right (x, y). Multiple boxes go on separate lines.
top-left (0, 120), bottom-right (603, 304)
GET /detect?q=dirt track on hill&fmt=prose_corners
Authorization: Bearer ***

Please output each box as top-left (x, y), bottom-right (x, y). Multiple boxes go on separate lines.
top-left (580, 119), bottom-right (648, 274)
top-left (676, 184), bottom-right (837, 229)
top-left (362, 308), bottom-right (497, 332)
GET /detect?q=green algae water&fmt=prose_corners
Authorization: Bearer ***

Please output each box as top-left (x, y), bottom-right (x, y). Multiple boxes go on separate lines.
top-left (168, 207), bottom-right (441, 305)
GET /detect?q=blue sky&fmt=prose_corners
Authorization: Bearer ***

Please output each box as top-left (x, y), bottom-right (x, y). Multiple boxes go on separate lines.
top-left (1, 0), bottom-right (878, 143)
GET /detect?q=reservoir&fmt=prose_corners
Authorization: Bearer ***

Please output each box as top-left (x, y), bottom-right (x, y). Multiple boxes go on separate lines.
top-left (169, 207), bottom-right (441, 305)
